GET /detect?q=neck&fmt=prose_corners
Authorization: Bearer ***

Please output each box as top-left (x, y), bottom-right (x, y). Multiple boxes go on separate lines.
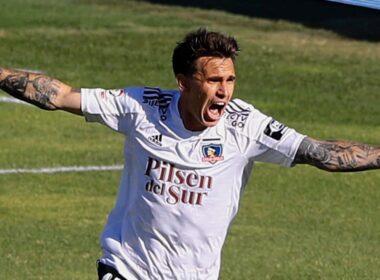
top-left (178, 95), bottom-right (204, 131)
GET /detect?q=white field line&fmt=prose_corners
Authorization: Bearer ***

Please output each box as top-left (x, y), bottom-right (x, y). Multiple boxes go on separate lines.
top-left (0, 165), bottom-right (124, 175)
top-left (0, 96), bottom-right (31, 105)
top-left (1, 97), bottom-right (124, 175)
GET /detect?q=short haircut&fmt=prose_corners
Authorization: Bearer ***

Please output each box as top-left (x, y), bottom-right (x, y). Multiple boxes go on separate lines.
top-left (172, 28), bottom-right (239, 76)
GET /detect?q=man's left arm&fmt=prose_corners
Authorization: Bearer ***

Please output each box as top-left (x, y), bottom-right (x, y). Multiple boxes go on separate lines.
top-left (293, 137), bottom-right (380, 172)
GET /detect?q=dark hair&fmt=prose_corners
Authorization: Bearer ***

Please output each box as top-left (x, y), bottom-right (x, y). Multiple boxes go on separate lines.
top-left (172, 28), bottom-right (239, 76)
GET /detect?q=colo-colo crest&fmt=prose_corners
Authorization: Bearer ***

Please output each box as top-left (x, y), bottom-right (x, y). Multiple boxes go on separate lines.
top-left (202, 144), bottom-right (224, 164)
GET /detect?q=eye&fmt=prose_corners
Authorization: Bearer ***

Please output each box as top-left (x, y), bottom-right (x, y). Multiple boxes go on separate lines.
top-left (207, 77), bottom-right (220, 83)
top-left (227, 76), bottom-right (236, 83)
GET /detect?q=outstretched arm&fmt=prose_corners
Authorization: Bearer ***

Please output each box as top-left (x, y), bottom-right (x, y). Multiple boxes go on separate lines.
top-left (294, 137), bottom-right (380, 172)
top-left (0, 67), bottom-right (81, 115)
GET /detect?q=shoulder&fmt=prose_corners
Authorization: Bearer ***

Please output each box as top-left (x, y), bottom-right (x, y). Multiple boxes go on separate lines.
top-left (224, 98), bottom-right (266, 130)
top-left (141, 87), bottom-right (177, 107)
top-left (141, 87), bottom-right (178, 121)
top-left (225, 98), bottom-right (253, 114)
top-left (124, 86), bottom-right (178, 115)
top-left (124, 86), bottom-right (177, 99)
top-left (224, 98), bottom-right (284, 142)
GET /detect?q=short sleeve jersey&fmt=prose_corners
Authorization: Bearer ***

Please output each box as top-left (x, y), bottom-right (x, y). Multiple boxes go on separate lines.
top-left (81, 87), bottom-right (305, 280)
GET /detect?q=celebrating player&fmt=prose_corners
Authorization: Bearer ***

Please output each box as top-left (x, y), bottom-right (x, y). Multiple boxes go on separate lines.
top-left (1, 29), bottom-right (380, 280)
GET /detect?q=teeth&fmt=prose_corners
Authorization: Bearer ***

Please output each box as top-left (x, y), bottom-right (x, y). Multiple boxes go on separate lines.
top-left (216, 102), bottom-right (225, 106)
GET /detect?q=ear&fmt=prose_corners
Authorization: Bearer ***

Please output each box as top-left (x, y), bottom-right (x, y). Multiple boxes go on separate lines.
top-left (175, 74), bottom-right (188, 92)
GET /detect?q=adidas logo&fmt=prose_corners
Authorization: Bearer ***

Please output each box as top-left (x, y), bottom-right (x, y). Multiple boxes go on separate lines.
top-left (148, 134), bottom-right (162, 146)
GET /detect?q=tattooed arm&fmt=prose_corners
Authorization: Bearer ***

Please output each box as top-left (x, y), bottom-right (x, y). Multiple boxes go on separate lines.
top-left (0, 67), bottom-right (81, 115)
top-left (293, 137), bottom-right (380, 172)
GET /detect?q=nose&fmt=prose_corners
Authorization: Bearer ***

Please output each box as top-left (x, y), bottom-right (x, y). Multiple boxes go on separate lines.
top-left (216, 81), bottom-right (228, 98)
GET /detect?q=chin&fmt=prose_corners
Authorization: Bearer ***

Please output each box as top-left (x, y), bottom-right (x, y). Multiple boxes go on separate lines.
top-left (193, 111), bottom-right (222, 130)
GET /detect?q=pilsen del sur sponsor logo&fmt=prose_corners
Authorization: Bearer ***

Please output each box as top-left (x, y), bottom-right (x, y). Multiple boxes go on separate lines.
top-left (144, 157), bottom-right (214, 206)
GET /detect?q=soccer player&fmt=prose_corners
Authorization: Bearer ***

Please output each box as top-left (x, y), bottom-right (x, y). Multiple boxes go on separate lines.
top-left (1, 29), bottom-right (380, 280)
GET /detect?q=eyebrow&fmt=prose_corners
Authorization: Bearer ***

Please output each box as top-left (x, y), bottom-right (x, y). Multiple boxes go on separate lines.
top-left (207, 75), bottom-right (236, 81)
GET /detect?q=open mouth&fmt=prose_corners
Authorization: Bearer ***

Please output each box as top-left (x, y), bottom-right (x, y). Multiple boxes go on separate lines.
top-left (206, 101), bottom-right (226, 121)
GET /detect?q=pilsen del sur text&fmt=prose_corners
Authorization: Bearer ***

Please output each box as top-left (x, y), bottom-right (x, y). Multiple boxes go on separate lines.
top-left (144, 157), bottom-right (214, 206)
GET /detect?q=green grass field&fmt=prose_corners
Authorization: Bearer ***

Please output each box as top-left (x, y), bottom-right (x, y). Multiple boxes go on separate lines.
top-left (1, 0), bottom-right (380, 279)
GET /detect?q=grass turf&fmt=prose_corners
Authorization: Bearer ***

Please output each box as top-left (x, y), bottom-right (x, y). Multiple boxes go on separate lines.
top-left (1, 0), bottom-right (380, 278)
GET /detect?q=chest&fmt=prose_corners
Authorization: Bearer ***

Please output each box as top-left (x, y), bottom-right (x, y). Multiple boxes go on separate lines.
top-left (131, 119), bottom-right (242, 168)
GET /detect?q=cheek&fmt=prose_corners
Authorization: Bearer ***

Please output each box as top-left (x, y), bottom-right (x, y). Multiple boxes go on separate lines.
top-left (203, 84), bottom-right (217, 99)
top-left (194, 86), bottom-right (210, 102)
top-left (228, 84), bottom-right (235, 95)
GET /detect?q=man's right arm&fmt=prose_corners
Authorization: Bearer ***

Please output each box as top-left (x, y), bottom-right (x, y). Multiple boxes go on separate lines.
top-left (0, 67), bottom-right (82, 115)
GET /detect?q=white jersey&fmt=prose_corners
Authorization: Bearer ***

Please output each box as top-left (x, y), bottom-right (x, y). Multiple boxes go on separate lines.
top-left (81, 87), bottom-right (305, 280)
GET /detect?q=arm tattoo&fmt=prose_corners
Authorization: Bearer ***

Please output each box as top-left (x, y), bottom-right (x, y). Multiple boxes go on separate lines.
top-left (0, 68), bottom-right (60, 110)
top-left (0, 72), bottom-right (29, 95)
top-left (294, 137), bottom-right (380, 172)
top-left (30, 77), bottom-right (59, 109)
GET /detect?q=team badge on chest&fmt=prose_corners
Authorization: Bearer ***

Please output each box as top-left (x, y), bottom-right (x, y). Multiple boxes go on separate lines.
top-left (202, 144), bottom-right (224, 164)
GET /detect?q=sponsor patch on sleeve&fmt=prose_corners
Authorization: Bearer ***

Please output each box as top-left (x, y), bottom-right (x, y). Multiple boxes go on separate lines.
top-left (264, 119), bottom-right (287, 140)
top-left (100, 89), bottom-right (125, 100)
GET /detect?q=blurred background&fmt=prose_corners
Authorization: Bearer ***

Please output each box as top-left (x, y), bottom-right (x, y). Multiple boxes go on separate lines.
top-left (0, 0), bottom-right (379, 279)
